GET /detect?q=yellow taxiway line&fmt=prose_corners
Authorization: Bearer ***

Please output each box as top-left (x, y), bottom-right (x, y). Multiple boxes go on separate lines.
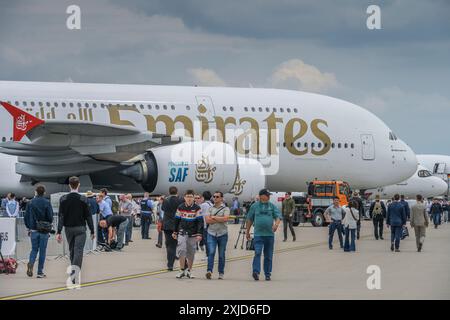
top-left (0, 239), bottom-right (344, 300)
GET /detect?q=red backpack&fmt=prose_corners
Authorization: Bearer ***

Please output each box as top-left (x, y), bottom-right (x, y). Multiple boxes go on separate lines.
top-left (0, 257), bottom-right (18, 274)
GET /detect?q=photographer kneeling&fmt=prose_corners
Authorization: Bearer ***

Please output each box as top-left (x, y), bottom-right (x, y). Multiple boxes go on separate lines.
top-left (99, 215), bottom-right (129, 251)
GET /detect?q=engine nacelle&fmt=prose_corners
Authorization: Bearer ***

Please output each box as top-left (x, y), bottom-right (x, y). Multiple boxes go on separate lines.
top-left (224, 157), bottom-right (266, 205)
top-left (120, 141), bottom-right (238, 195)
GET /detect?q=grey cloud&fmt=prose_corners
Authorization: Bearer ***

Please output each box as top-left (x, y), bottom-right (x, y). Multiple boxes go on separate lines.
top-left (110, 0), bottom-right (450, 46)
top-left (0, 0), bottom-right (449, 155)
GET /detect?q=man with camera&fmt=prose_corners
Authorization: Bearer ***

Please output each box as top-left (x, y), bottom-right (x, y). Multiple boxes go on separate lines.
top-left (24, 185), bottom-right (54, 278)
top-left (98, 215), bottom-right (129, 251)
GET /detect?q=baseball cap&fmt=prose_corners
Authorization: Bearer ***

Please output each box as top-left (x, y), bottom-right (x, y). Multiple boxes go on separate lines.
top-left (259, 189), bottom-right (272, 197)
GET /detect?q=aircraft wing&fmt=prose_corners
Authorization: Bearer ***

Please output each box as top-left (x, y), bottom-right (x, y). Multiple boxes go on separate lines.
top-left (0, 101), bottom-right (183, 179)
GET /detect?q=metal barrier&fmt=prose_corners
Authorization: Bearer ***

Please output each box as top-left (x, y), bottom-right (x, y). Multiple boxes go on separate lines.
top-left (13, 216), bottom-right (64, 262)
top-left (1, 214), bottom-right (103, 263)
top-left (2, 213), bottom-right (238, 263)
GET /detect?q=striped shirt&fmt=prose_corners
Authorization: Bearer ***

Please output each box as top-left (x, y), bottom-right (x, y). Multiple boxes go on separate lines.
top-left (174, 202), bottom-right (203, 237)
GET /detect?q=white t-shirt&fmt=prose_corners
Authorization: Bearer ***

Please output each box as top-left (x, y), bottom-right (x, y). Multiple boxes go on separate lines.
top-left (200, 201), bottom-right (213, 226)
top-left (342, 207), bottom-right (359, 229)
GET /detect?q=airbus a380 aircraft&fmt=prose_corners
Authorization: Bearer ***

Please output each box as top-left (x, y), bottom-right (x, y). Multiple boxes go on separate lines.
top-left (0, 81), bottom-right (417, 198)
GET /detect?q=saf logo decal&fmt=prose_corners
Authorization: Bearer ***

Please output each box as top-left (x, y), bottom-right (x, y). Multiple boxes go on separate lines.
top-left (168, 161), bottom-right (189, 183)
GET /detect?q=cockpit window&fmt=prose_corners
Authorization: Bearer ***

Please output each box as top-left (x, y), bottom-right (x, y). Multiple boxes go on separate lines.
top-left (418, 170), bottom-right (432, 178)
top-left (389, 132), bottom-right (398, 141)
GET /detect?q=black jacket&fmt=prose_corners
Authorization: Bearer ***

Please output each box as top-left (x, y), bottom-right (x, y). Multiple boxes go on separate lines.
top-left (173, 202), bottom-right (203, 237)
top-left (57, 192), bottom-right (95, 235)
top-left (161, 195), bottom-right (183, 231)
top-left (369, 200), bottom-right (387, 219)
top-left (430, 203), bottom-right (443, 214)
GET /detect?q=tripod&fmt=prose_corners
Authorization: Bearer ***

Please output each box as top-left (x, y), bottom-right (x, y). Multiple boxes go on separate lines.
top-left (234, 214), bottom-right (248, 249)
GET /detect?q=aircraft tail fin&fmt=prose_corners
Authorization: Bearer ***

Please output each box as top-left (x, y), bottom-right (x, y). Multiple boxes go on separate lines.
top-left (0, 101), bottom-right (45, 141)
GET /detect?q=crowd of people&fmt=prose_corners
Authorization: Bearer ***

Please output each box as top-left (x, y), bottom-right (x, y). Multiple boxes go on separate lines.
top-left (323, 192), bottom-right (449, 253)
top-left (1, 180), bottom-right (449, 283)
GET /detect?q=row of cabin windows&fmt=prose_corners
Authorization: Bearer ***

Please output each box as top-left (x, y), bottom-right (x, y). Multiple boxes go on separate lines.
top-left (282, 141), bottom-right (355, 149)
top-left (1, 137), bottom-right (12, 142)
top-left (5, 100), bottom-right (180, 111)
top-left (6, 100), bottom-right (298, 114)
top-left (223, 106), bottom-right (299, 113)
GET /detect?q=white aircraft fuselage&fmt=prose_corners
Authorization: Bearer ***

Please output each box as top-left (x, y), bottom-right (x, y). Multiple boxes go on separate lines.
top-left (365, 165), bottom-right (448, 200)
top-left (0, 81), bottom-right (417, 197)
top-left (417, 154), bottom-right (450, 196)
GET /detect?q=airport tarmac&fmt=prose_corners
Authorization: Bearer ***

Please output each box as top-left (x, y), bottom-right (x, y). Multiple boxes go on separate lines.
top-left (1, 221), bottom-right (449, 300)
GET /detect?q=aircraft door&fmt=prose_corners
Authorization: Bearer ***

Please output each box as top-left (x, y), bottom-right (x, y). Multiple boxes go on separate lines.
top-left (433, 163), bottom-right (446, 174)
top-left (195, 96), bottom-right (218, 140)
top-left (195, 96), bottom-right (216, 119)
top-left (361, 134), bottom-right (375, 160)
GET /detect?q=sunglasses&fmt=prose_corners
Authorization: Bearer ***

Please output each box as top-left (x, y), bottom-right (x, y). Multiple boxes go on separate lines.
top-left (213, 195), bottom-right (222, 198)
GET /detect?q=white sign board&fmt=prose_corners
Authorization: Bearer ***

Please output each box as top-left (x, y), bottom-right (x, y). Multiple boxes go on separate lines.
top-left (0, 218), bottom-right (16, 256)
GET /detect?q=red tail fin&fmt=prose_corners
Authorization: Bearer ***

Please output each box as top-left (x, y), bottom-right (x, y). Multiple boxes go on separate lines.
top-left (0, 101), bottom-right (45, 141)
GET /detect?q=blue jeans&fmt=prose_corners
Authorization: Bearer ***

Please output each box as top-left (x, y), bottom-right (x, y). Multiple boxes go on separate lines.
top-left (344, 227), bottom-right (356, 252)
top-left (28, 232), bottom-right (49, 274)
top-left (252, 236), bottom-right (274, 277)
top-left (391, 226), bottom-right (402, 249)
top-left (432, 213), bottom-right (441, 226)
top-left (207, 233), bottom-right (228, 274)
top-left (328, 221), bottom-right (343, 249)
top-left (203, 228), bottom-right (209, 256)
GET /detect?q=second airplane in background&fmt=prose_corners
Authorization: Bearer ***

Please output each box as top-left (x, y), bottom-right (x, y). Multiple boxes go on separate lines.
top-left (365, 165), bottom-right (448, 200)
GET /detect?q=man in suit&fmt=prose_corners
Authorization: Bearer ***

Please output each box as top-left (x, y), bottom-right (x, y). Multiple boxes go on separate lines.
top-left (386, 194), bottom-right (407, 252)
top-left (410, 194), bottom-right (429, 252)
top-left (400, 195), bottom-right (411, 220)
top-left (56, 176), bottom-right (95, 284)
top-left (161, 186), bottom-right (184, 271)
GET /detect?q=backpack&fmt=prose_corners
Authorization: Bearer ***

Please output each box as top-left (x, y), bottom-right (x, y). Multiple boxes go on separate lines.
top-left (111, 199), bottom-right (120, 215)
top-left (0, 258), bottom-right (18, 274)
top-left (373, 202), bottom-right (383, 216)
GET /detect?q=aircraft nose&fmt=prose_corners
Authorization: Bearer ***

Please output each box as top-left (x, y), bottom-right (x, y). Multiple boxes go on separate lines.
top-left (398, 140), bottom-right (418, 178)
top-left (433, 178), bottom-right (449, 196)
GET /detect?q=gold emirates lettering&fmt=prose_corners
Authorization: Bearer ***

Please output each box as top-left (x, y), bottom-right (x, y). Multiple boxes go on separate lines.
top-left (108, 104), bottom-right (332, 157)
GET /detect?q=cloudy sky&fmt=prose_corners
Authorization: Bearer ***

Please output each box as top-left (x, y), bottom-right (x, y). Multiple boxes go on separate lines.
top-left (1, 0), bottom-right (449, 154)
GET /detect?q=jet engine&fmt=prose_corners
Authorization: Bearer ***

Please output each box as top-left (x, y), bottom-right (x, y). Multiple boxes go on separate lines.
top-left (224, 157), bottom-right (266, 204)
top-left (120, 141), bottom-right (239, 195)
